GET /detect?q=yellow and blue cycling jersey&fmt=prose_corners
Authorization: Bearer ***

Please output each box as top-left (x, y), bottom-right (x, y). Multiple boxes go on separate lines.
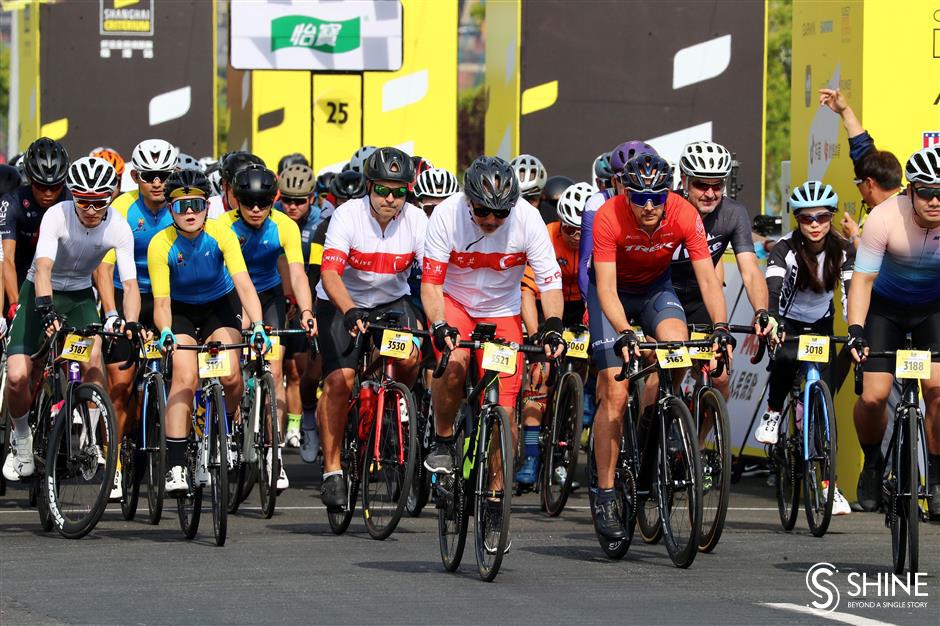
top-left (147, 219), bottom-right (248, 305)
top-left (219, 209), bottom-right (304, 292)
top-left (103, 190), bottom-right (172, 293)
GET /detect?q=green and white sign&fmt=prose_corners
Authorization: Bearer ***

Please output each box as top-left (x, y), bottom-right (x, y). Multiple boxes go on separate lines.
top-left (231, 0), bottom-right (402, 71)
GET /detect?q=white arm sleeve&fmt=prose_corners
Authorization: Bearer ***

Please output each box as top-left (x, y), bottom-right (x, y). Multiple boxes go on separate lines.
top-left (525, 209), bottom-right (562, 292)
top-left (112, 220), bottom-right (138, 283)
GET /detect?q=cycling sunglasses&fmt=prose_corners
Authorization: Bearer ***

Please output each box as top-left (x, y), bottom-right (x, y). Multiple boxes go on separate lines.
top-left (281, 195), bottom-right (309, 206)
top-left (561, 224), bottom-right (581, 238)
top-left (32, 181), bottom-right (64, 193)
top-left (795, 211), bottom-right (833, 225)
top-left (372, 183), bottom-right (408, 199)
top-left (74, 197), bottom-right (110, 212)
top-left (690, 179), bottom-right (725, 192)
top-left (471, 204), bottom-right (511, 219)
top-left (629, 191), bottom-right (668, 207)
top-left (139, 170), bottom-right (173, 184)
top-left (171, 197), bottom-right (208, 214)
top-left (912, 186), bottom-right (940, 201)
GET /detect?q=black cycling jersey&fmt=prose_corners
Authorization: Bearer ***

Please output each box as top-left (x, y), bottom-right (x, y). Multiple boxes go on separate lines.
top-left (0, 184), bottom-right (72, 286)
top-left (670, 196), bottom-right (753, 300)
top-left (765, 232), bottom-right (855, 323)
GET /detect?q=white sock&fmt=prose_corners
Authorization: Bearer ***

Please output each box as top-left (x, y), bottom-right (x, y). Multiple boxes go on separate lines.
top-left (13, 414), bottom-right (30, 439)
top-left (323, 469), bottom-right (343, 479)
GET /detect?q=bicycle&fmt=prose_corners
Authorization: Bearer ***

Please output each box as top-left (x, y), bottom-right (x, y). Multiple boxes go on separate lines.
top-left (765, 332), bottom-right (848, 538)
top-left (117, 334), bottom-right (167, 525)
top-left (28, 323), bottom-right (121, 538)
top-left (588, 337), bottom-right (712, 568)
top-left (856, 339), bottom-right (935, 574)
top-left (328, 310), bottom-right (420, 541)
top-left (405, 350), bottom-right (437, 518)
top-left (169, 340), bottom-right (250, 546)
top-left (433, 323), bottom-right (543, 582)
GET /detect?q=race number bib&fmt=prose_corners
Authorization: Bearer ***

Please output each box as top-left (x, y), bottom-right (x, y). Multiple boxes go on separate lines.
top-left (142, 340), bottom-right (162, 360)
top-left (379, 329), bottom-right (413, 360)
top-left (797, 335), bottom-right (830, 363)
top-left (896, 350), bottom-right (930, 380)
top-left (655, 347), bottom-right (692, 369)
top-left (264, 336), bottom-right (282, 362)
top-left (688, 331), bottom-right (713, 361)
top-left (562, 329), bottom-right (589, 359)
top-left (481, 342), bottom-right (517, 374)
top-left (198, 351), bottom-right (232, 379)
top-left (61, 334), bottom-right (92, 363)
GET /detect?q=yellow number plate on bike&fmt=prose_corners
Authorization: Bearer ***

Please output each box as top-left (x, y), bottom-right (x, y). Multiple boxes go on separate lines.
top-left (264, 336), bottom-right (281, 362)
top-left (655, 347), bottom-right (691, 369)
top-left (797, 335), bottom-right (829, 362)
top-left (482, 342), bottom-right (517, 374)
top-left (379, 329), bottom-right (413, 359)
top-left (142, 340), bottom-right (162, 360)
top-left (61, 334), bottom-right (92, 362)
top-left (689, 331), bottom-right (713, 361)
top-left (562, 329), bottom-right (589, 359)
top-left (896, 350), bottom-right (930, 380)
top-left (198, 351), bottom-right (231, 378)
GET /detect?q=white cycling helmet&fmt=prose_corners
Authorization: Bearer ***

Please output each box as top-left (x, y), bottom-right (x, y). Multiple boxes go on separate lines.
top-left (510, 154), bottom-right (547, 197)
top-left (679, 141), bottom-right (732, 178)
top-left (348, 146), bottom-right (377, 174)
top-left (197, 156), bottom-right (218, 172)
top-left (789, 180), bottom-right (838, 212)
top-left (556, 182), bottom-right (593, 228)
top-left (67, 156), bottom-right (118, 198)
top-left (131, 139), bottom-right (179, 172)
top-left (177, 152), bottom-right (201, 172)
top-left (905, 146), bottom-right (940, 185)
top-left (415, 167), bottom-right (460, 198)
top-left (207, 168), bottom-right (223, 196)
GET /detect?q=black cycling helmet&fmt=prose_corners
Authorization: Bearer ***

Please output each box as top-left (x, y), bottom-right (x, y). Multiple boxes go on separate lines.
top-left (621, 154), bottom-right (673, 192)
top-left (463, 156), bottom-right (519, 213)
top-left (363, 147), bottom-right (415, 184)
top-left (165, 169), bottom-right (210, 200)
top-left (233, 165), bottom-right (278, 208)
top-left (221, 151), bottom-right (265, 184)
top-left (0, 164), bottom-right (23, 196)
top-left (277, 152), bottom-right (309, 175)
top-left (330, 170), bottom-right (367, 200)
top-left (24, 137), bottom-right (69, 186)
top-left (541, 175), bottom-right (575, 205)
top-left (315, 172), bottom-right (335, 195)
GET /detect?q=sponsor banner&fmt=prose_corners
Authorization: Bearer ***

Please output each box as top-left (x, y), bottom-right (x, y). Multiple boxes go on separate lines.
top-left (99, 0), bottom-right (153, 36)
top-left (230, 0), bottom-right (403, 71)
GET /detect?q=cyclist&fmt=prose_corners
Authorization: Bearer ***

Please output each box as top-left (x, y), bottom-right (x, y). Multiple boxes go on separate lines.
top-left (277, 152), bottom-right (308, 175)
top-left (276, 164), bottom-right (322, 449)
top-left (847, 145), bottom-right (940, 516)
top-left (414, 167), bottom-right (460, 217)
top-left (314, 172), bottom-right (336, 216)
top-left (754, 181), bottom-right (854, 515)
top-left (177, 153), bottom-right (201, 172)
top-left (214, 151), bottom-right (265, 215)
top-left (147, 169), bottom-right (270, 494)
top-left (818, 88), bottom-right (903, 248)
top-left (89, 148), bottom-right (125, 201)
top-left (589, 152), bottom-right (732, 539)
top-left (673, 140), bottom-right (771, 397)
top-left (347, 146), bottom-right (377, 174)
top-left (592, 152), bottom-right (614, 192)
top-left (2, 157), bottom-right (141, 482)
top-left (220, 165), bottom-right (315, 489)
top-left (316, 147), bottom-right (427, 509)
top-left (510, 154), bottom-right (547, 208)
top-left (421, 156), bottom-right (566, 492)
top-left (1, 138), bottom-right (71, 314)
top-left (516, 181), bottom-right (593, 486)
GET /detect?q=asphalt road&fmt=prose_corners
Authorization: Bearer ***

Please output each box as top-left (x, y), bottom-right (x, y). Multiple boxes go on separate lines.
top-left (1, 451), bottom-right (937, 626)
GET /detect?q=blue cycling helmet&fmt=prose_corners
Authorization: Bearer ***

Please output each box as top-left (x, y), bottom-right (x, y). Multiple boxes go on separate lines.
top-left (620, 153), bottom-right (673, 192)
top-left (592, 152), bottom-right (614, 186)
top-left (789, 180), bottom-right (838, 213)
top-left (610, 141), bottom-right (657, 173)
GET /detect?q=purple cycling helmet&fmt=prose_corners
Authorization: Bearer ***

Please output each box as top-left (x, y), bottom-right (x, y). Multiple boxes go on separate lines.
top-left (609, 141), bottom-right (657, 173)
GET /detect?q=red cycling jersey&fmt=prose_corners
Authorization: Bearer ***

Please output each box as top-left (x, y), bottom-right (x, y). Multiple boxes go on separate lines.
top-left (592, 192), bottom-right (709, 293)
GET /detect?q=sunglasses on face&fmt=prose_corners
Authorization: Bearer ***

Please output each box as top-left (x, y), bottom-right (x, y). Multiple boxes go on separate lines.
top-left (690, 179), bottom-right (724, 193)
top-left (561, 224), bottom-right (581, 238)
top-left (471, 203), bottom-right (511, 220)
top-left (74, 197), bottom-right (110, 212)
top-left (139, 170), bottom-right (173, 184)
top-left (795, 211), bottom-right (833, 225)
top-left (912, 186), bottom-right (940, 201)
top-left (281, 196), bottom-right (309, 206)
top-left (372, 183), bottom-right (408, 199)
top-left (171, 197), bottom-right (208, 214)
top-left (629, 191), bottom-right (668, 207)
top-left (33, 181), bottom-right (64, 194)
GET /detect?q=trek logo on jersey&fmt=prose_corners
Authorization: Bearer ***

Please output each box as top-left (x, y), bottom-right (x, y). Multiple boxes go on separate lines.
top-left (621, 242), bottom-right (675, 253)
top-left (270, 15), bottom-right (360, 54)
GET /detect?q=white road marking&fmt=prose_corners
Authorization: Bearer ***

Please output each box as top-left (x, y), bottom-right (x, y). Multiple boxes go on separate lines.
top-left (760, 602), bottom-right (898, 626)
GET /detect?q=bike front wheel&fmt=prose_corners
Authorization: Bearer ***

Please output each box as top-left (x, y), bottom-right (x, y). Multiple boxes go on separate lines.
top-left (803, 381), bottom-right (835, 537)
top-left (656, 397), bottom-right (703, 568)
top-left (696, 386), bottom-right (731, 553)
top-left (256, 373), bottom-right (279, 519)
top-left (144, 375), bottom-right (166, 525)
top-left (119, 434), bottom-right (141, 521)
top-left (327, 413), bottom-right (360, 535)
top-left (774, 400), bottom-right (801, 531)
top-left (541, 370), bottom-right (583, 517)
top-left (177, 436), bottom-right (202, 539)
top-left (208, 384), bottom-right (229, 546)
top-left (474, 405), bottom-right (513, 582)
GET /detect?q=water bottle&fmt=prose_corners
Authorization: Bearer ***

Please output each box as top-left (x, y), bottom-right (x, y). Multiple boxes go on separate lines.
top-left (357, 384), bottom-right (377, 442)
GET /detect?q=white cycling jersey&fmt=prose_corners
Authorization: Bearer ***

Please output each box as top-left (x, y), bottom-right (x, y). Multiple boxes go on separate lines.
top-left (423, 193), bottom-right (562, 317)
top-left (317, 196), bottom-right (427, 308)
top-left (27, 201), bottom-right (136, 291)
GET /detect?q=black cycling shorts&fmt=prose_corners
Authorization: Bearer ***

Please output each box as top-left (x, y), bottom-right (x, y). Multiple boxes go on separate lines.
top-left (104, 289), bottom-right (155, 365)
top-left (259, 284), bottom-right (287, 329)
top-left (316, 296), bottom-right (422, 377)
top-left (865, 293), bottom-right (940, 373)
top-left (679, 291), bottom-right (711, 327)
top-left (171, 291), bottom-right (242, 342)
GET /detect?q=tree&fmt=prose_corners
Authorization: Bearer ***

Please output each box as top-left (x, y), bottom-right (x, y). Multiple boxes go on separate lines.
top-left (764, 0), bottom-right (792, 213)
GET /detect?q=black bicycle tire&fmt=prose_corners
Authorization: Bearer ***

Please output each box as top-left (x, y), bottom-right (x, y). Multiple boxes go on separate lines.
top-left (474, 405), bottom-right (513, 582)
top-left (227, 418), bottom-right (246, 514)
top-left (119, 434), bottom-right (140, 520)
top-left (657, 397), bottom-right (703, 569)
top-left (775, 400), bottom-right (801, 531)
top-left (803, 381), bottom-right (835, 537)
top-left (587, 427), bottom-right (633, 559)
top-left (33, 383), bottom-right (54, 530)
top-left (438, 410), bottom-right (468, 571)
top-left (406, 385), bottom-right (433, 517)
top-left (696, 387), bottom-right (731, 553)
top-left (541, 371), bottom-right (584, 517)
top-left (906, 407), bottom-right (920, 573)
top-left (327, 404), bottom-right (360, 535)
top-left (144, 375), bottom-right (166, 525)
top-left (177, 435), bottom-right (202, 540)
top-left (257, 373), bottom-right (279, 519)
top-left (208, 384), bottom-right (228, 546)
